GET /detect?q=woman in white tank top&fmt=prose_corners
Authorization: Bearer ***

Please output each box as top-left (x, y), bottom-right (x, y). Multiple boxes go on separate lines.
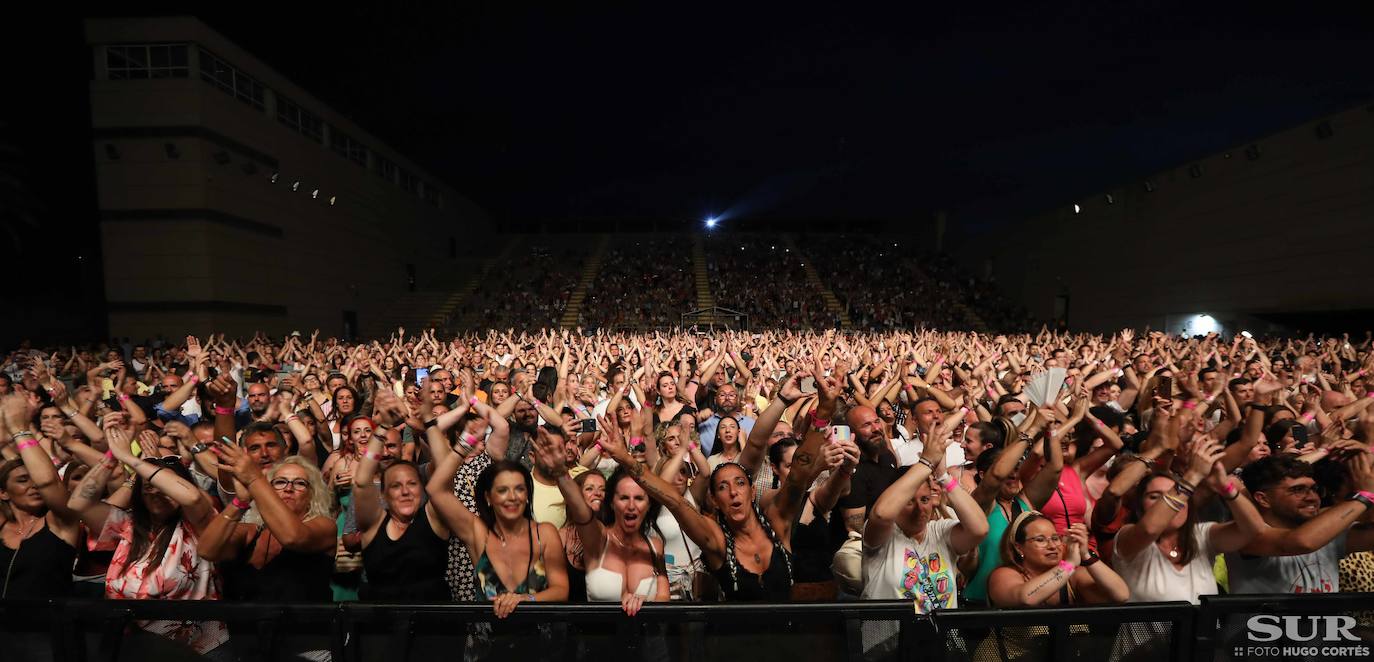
top-left (533, 423), bottom-right (669, 614)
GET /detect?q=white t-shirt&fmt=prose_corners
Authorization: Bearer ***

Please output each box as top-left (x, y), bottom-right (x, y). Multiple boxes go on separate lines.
top-left (861, 518), bottom-right (960, 610)
top-left (593, 391), bottom-right (641, 418)
top-left (1113, 521), bottom-right (1217, 605)
top-left (889, 436), bottom-right (966, 470)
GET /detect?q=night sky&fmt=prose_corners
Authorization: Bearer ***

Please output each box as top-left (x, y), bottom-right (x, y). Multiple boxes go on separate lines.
top-left (11, 2), bottom-right (1374, 238)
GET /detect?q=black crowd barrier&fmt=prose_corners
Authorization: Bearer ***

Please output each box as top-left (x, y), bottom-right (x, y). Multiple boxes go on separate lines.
top-left (1, 596), bottom-right (1371, 662)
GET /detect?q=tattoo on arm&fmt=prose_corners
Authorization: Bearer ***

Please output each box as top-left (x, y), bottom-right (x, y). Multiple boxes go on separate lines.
top-left (1025, 569), bottom-right (1064, 598)
top-left (78, 474), bottom-right (104, 500)
top-left (845, 513), bottom-right (864, 533)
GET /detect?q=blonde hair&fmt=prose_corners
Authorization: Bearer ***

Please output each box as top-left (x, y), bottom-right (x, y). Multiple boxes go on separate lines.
top-left (243, 456), bottom-right (334, 525)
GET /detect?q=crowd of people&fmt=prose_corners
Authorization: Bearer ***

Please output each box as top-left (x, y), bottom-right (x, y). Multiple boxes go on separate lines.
top-left (580, 237), bottom-right (694, 330)
top-left (2, 325), bottom-right (1373, 659)
top-left (706, 235), bottom-right (835, 329)
top-left (458, 242), bottom-right (581, 329)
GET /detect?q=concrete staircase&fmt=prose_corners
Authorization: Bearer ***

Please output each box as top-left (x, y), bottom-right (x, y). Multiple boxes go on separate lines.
top-left (690, 235), bottom-right (716, 325)
top-left (785, 236), bottom-right (851, 330)
top-left (559, 235), bottom-right (609, 329)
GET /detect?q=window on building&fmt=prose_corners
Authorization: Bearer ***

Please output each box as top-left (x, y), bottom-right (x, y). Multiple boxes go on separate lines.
top-left (199, 48), bottom-right (265, 110)
top-left (399, 169), bottom-right (419, 195)
top-left (374, 154), bottom-right (397, 183)
top-left (106, 44), bottom-right (189, 79)
top-left (276, 95), bottom-right (324, 143)
top-left (329, 128), bottom-right (368, 167)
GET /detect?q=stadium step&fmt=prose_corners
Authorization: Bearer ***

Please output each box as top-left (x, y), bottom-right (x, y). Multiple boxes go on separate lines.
top-left (560, 235), bottom-right (610, 329)
top-left (690, 235), bottom-right (716, 324)
top-left (786, 236), bottom-right (851, 330)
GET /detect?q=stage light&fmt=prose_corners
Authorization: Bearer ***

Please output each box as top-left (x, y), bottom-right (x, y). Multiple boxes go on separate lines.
top-left (292, 181), bottom-right (300, 192)
top-left (705, 217), bottom-right (717, 228)
top-left (1144, 180), bottom-right (1155, 193)
top-left (1105, 194), bottom-right (1114, 205)
top-left (270, 172), bottom-right (279, 183)
top-left (311, 189), bottom-right (320, 199)
top-left (329, 196), bottom-right (337, 206)
top-left (1073, 204), bottom-right (1081, 214)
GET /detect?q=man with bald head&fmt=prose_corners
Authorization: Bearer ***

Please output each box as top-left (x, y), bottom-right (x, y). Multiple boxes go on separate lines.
top-left (837, 404), bottom-right (902, 538)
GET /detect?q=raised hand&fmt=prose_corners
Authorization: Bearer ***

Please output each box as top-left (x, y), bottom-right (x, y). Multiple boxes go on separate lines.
top-left (1064, 522), bottom-right (1089, 565)
top-left (777, 372), bottom-right (803, 403)
top-left (186, 335), bottom-right (202, 359)
top-left (531, 427), bottom-right (569, 478)
top-left (210, 438), bottom-right (264, 488)
top-left (138, 429), bottom-right (161, 458)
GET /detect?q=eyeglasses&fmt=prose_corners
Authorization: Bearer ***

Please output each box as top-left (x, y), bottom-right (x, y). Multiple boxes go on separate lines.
top-left (1283, 484), bottom-right (1318, 497)
top-left (271, 478), bottom-right (311, 492)
top-left (1023, 535), bottom-right (1063, 547)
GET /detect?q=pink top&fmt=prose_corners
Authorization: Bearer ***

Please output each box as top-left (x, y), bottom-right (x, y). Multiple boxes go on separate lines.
top-left (96, 508), bottom-right (228, 654)
top-left (1040, 464), bottom-right (1087, 536)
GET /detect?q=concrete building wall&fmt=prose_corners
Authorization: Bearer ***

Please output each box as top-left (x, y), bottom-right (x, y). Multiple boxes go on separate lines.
top-left (968, 103), bottom-right (1374, 334)
top-left (85, 17), bottom-right (489, 340)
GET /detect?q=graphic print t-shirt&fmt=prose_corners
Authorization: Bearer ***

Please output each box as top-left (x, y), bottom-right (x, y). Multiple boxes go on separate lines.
top-left (861, 518), bottom-right (959, 612)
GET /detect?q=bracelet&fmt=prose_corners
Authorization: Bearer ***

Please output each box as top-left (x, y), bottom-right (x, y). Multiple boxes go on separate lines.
top-left (807, 412), bottom-right (830, 431)
top-left (118, 393), bottom-right (130, 403)
top-left (121, 478), bottom-right (136, 490)
top-left (1057, 560), bottom-right (1076, 575)
top-left (286, 414), bottom-right (299, 423)
top-left (423, 418), bottom-right (438, 429)
top-left (230, 496), bottom-right (252, 511)
top-left (1180, 400), bottom-right (1197, 410)
top-left (629, 437), bottom-right (644, 447)
top-left (1161, 492), bottom-right (1187, 512)
top-left (1353, 490), bottom-right (1374, 509)
top-left (939, 474), bottom-right (958, 493)
top-left (1301, 412), bottom-right (1315, 423)
top-left (147, 466), bottom-right (166, 483)
top-left (469, 396), bottom-right (479, 407)
top-left (15, 438), bottom-right (39, 452)
top-left (1222, 480), bottom-right (1241, 501)
top-left (214, 405), bottom-right (233, 415)
top-left (11, 431), bottom-right (35, 442)
top-left (1081, 554), bottom-right (1101, 568)
top-left (917, 457), bottom-right (937, 472)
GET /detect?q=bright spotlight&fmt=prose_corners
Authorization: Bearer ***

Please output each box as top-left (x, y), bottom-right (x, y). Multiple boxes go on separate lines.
top-left (705, 217), bottom-right (717, 228)
top-left (291, 181), bottom-right (300, 192)
top-left (329, 196), bottom-right (337, 206)
top-left (1073, 204), bottom-right (1082, 214)
top-left (311, 189), bottom-right (320, 199)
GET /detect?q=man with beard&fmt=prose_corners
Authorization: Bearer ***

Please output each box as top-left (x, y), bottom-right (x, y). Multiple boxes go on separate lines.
top-left (505, 396), bottom-right (540, 469)
top-left (697, 383), bottom-right (754, 457)
top-left (1227, 454), bottom-right (1374, 593)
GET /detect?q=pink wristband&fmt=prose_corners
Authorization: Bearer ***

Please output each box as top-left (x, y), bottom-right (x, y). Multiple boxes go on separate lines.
top-left (469, 396), bottom-right (479, 407)
top-left (1358, 490), bottom-right (1374, 502)
top-left (230, 497), bottom-right (251, 511)
top-left (940, 475), bottom-right (958, 493)
top-left (363, 450), bottom-right (380, 461)
top-left (118, 393), bottom-right (130, 402)
top-left (1058, 560), bottom-right (1076, 575)
top-left (1301, 412), bottom-right (1315, 423)
top-left (1181, 400), bottom-right (1197, 410)
top-left (189, 375), bottom-right (200, 384)
top-left (1223, 479), bottom-right (1239, 495)
top-left (15, 439), bottom-right (39, 452)
top-left (214, 405), bottom-right (233, 415)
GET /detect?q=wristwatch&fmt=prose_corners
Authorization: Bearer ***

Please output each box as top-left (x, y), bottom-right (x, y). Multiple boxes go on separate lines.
top-left (189, 442), bottom-right (211, 455)
top-left (1352, 491), bottom-right (1374, 509)
top-left (1081, 554), bottom-right (1101, 567)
